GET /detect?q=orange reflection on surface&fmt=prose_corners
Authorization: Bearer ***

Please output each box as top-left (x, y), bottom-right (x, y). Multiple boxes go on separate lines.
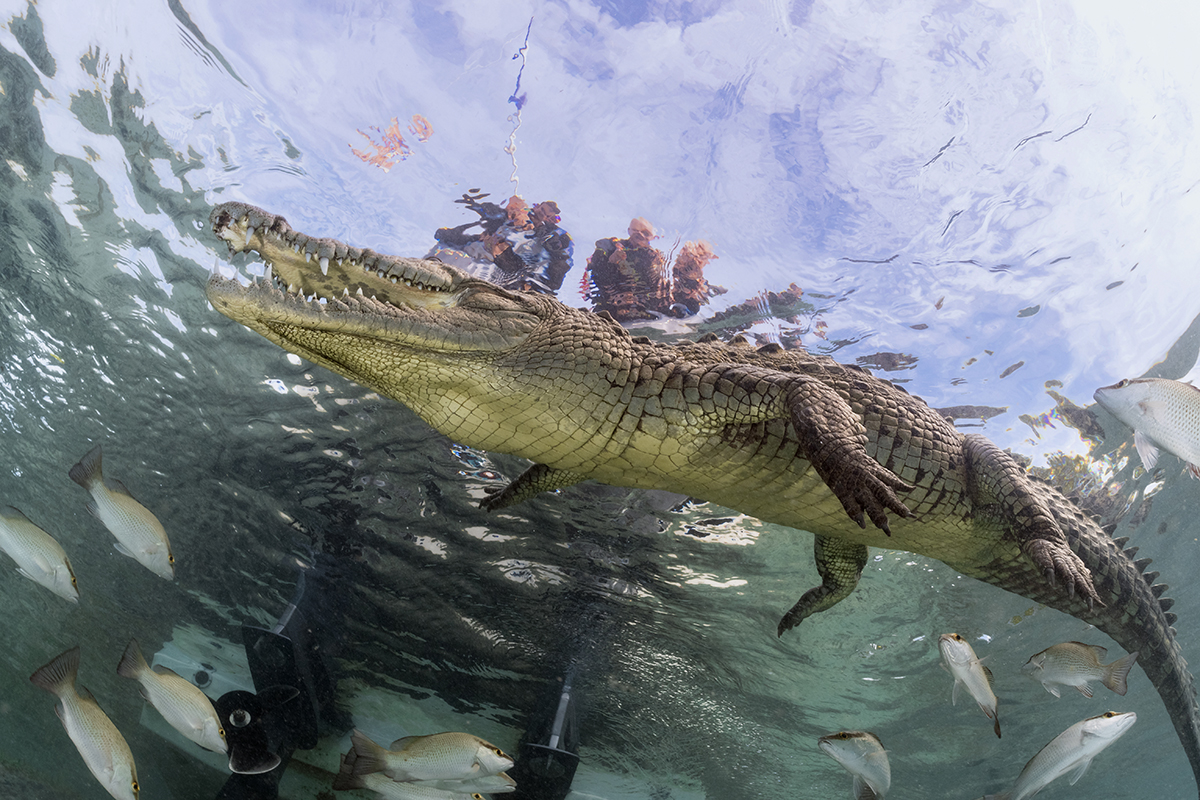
top-left (408, 114), bottom-right (433, 142)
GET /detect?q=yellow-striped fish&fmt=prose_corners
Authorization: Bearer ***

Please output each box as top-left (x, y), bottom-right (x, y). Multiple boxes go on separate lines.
top-left (939, 633), bottom-right (1001, 738)
top-left (69, 444), bottom-right (175, 580)
top-left (1022, 641), bottom-right (1139, 698)
top-left (29, 646), bottom-right (139, 800)
top-left (1094, 377), bottom-right (1200, 478)
top-left (116, 639), bottom-right (226, 753)
top-left (345, 728), bottom-right (513, 782)
top-left (0, 506), bottom-right (79, 602)
top-left (980, 711), bottom-right (1136, 800)
top-left (818, 730), bottom-right (891, 800)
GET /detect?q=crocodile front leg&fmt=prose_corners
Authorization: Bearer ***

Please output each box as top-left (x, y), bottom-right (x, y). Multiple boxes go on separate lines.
top-left (777, 535), bottom-right (868, 636)
top-left (782, 378), bottom-right (914, 533)
top-left (963, 434), bottom-right (1101, 607)
top-left (480, 463), bottom-right (586, 511)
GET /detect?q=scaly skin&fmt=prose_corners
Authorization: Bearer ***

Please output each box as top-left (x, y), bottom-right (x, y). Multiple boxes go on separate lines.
top-left (205, 202), bottom-right (1200, 794)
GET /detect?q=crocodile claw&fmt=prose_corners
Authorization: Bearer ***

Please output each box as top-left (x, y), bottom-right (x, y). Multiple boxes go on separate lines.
top-left (1025, 538), bottom-right (1103, 608)
top-left (825, 460), bottom-right (913, 536)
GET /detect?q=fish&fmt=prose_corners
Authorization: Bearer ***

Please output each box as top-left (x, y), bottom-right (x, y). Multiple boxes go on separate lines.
top-left (29, 646), bottom-right (140, 800)
top-left (68, 444), bottom-right (175, 580)
top-left (1021, 641), bottom-right (1139, 698)
top-left (939, 632), bottom-right (1001, 738)
top-left (116, 639), bottom-right (227, 753)
top-left (1093, 377), bottom-right (1200, 478)
top-left (818, 730), bottom-right (891, 800)
top-left (979, 711), bottom-right (1136, 800)
top-left (344, 728), bottom-right (514, 782)
top-left (333, 752), bottom-right (487, 798)
top-left (0, 506), bottom-right (79, 602)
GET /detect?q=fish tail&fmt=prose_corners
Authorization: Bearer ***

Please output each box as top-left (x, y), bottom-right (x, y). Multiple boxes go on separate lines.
top-left (348, 729), bottom-right (391, 776)
top-left (29, 645), bottom-right (80, 696)
top-left (1103, 651), bottom-right (1140, 696)
top-left (331, 752), bottom-right (367, 790)
top-left (68, 445), bottom-right (104, 489)
top-left (0, 505), bottom-right (32, 524)
top-left (993, 713), bottom-right (1001, 739)
top-left (116, 639), bottom-right (148, 681)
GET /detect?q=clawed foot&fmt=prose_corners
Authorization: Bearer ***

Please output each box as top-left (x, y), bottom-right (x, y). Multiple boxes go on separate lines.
top-left (1024, 538), bottom-right (1102, 608)
top-left (825, 458), bottom-right (914, 535)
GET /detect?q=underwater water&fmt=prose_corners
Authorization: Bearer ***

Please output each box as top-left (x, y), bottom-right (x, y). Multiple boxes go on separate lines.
top-left (1, 0), bottom-right (1200, 798)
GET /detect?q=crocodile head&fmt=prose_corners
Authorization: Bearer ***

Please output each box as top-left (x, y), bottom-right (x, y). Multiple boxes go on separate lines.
top-left (205, 201), bottom-right (571, 445)
top-left (206, 201), bottom-right (546, 357)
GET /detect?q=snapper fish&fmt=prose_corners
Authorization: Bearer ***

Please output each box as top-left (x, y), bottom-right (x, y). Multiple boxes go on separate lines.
top-left (978, 711), bottom-right (1136, 800)
top-left (818, 730), bottom-right (890, 800)
top-left (29, 646), bottom-right (139, 800)
top-left (332, 753), bottom-right (488, 798)
top-left (1022, 641), bottom-right (1139, 698)
top-left (1093, 377), bottom-right (1200, 478)
top-left (939, 633), bottom-right (1001, 738)
top-left (116, 639), bottom-right (227, 753)
top-left (69, 444), bottom-right (175, 580)
top-left (0, 506), bottom-right (79, 602)
top-left (344, 728), bottom-right (513, 782)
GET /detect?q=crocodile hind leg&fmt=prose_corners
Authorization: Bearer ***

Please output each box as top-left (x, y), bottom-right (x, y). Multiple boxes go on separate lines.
top-left (777, 535), bottom-right (868, 636)
top-left (962, 434), bottom-right (1101, 607)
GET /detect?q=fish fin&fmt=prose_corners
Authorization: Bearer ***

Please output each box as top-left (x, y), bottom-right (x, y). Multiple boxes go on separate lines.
top-left (0, 506), bottom-right (32, 523)
top-left (116, 639), bottom-right (148, 680)
top-left (1133, 430), bottom-right (1161, 470)
top-left (68, 445), bottom-right (104, 489)
top-left (1189, 463), bottom-right (1200, 480)
top-left (1067, 757), bottom-right (1093, 785)
top-left (16, 567), bottom-right (36, 581)
top-left (951, 677), bottom-right (961, 706)
top-left (1103, 651), bottom-right (1139, 696)
top-left (1075, 682), bottom-right (1094, 698)
top-left (983, 664), bottom-right (995, 687)
top-left (113, 542), bottom-right (136, 558)
top-left (85, 499), bottom-right (99, 518)
top-left (349, 729), bottom-right (392, 777)
top-left (77, 684), bottom-right (99, 704)
top-left (103, 477), bottom-right (134, 498)
top-left (153, 665), bottom-right (183, 679)
top-left (390, 734), bottom-right (417, 751)
top-left (1082, 643), bottom-right (1108, 660)
top-left (29, 645), bottom-right (80, 695)
top-left (992, 714), bottom-right (1001, 739)
top-left (1043, 682), bottom-right (1061, 698)
top-left (851, 775), bottom-right (879, 800)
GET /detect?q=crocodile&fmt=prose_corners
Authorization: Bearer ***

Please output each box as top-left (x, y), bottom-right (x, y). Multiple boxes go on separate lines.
top-left (205, 201), bottom-right (1200, 795)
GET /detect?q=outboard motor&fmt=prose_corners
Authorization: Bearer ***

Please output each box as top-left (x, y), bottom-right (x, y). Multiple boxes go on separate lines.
top-left (508, 671), bottom-right (580, 800)
top-left (215, 560), bottom-right (345, 799)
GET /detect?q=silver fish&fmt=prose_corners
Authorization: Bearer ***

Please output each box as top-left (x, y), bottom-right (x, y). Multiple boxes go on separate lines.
top-left (0, 506), bottom-right (79, 602)
top-left (980, 711), bottom-right (1136, 800)
top-left (1094, 377), bottom-right (1200, 478)
top-left (344, 728), bottom-right (513, 782)
top-left (818, 730), bottom-right (891, 800)
top-left (69, 444), bottom-right (175, 580)
top-left (1022, 641), bottom-right (1139, 698)
top-left (29, 646), bottom-right (139, 800)
top-left (939, 632), bottom-right (1001, 737)
top-left (116, 639), bottom-right (227, 753)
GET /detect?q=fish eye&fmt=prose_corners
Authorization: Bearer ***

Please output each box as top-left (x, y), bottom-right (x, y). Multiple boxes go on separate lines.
top-left (218, 727), bottom-right (227, 738)
top-left (1104, 711), bottom-right (1117, 718)
top-left (168, 554), bottom-right (176, 564)
top-left (1116, 379), bottom-right (1129, 388)
top-left (71, 575), bottom-right (78, 587)
top-left (131, 779), bottom-right (140, 791)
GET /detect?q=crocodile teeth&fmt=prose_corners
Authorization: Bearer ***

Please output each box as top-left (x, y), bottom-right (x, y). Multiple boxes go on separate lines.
top-left (305, 251), bottom-right (311, 263)
top-left (319, 256), bottom-right (330, 276)
top-left (245, 226), bottom-right (255, 247)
